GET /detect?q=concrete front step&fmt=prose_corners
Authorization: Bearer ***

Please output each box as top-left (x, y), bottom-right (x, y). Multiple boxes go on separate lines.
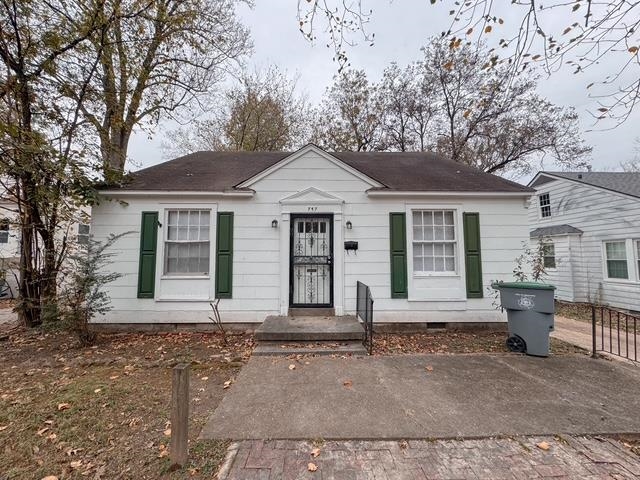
top-left (288, 307), bottom-right (335, 317)
top-left (253, 341), bottom-right (368, 357)
top-left (255, 315), bottom-right (364, 342)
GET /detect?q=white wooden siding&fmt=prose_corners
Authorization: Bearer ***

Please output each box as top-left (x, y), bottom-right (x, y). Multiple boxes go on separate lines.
top-left (92, 150), bottom-right (530, 324)
top-left (529, 178), bottom-right (640, 311)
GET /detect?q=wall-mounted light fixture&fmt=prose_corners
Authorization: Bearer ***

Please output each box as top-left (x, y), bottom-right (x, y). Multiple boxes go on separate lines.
top-left (271, 219), bottom-right (278, 228)
top-left (346, 220), bottom-right (353, 230)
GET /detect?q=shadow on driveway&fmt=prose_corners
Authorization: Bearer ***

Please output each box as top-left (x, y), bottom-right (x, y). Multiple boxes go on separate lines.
top-left (201, 354), bottom-right (640, 440)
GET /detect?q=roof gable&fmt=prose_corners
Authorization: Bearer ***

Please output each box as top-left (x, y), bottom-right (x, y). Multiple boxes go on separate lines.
top-left (529, 171), bottom-right (640, 199)
top-left (235, 144), bottom-right (384, 189)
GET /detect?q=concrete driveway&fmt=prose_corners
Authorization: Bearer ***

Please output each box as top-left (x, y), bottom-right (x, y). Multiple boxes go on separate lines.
top-left (201, 353), bottom-right (640, 440)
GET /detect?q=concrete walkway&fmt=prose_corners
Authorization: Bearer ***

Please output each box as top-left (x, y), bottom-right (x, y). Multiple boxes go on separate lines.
top-left (218, 436), bottom-right (640, 479)
top-left (552, 315), bottom-right (640, 362)
top-left (201, 354), bottom-right (640, 440)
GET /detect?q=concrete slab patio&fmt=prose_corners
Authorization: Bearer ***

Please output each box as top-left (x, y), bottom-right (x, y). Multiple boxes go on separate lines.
top-left (201, 354), bottom-right (640, 440)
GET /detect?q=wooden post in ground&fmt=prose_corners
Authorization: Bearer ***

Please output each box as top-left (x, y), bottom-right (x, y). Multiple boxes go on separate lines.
top-left (171, 363), bottom-right (189, 467)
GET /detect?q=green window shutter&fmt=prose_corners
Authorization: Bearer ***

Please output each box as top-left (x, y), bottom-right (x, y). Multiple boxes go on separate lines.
top-left (463, 212), bottom-right (483, 298)
top-left (137, 211), bottom-right (158, 298)
top-left (215, 212), bottom-right (234, 299)
top-left (389, 213), bottom-right (408, 298)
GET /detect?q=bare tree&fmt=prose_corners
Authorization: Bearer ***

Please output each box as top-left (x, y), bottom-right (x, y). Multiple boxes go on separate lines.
top-left (620, 138), bottom-right (640, 172)
top-left (163, 67), bottom-right (310, 156)
top-left (312, 69), bottom-right (385, 151)
top-left (378, 62), bottom-right (437, 152)
top-left (297, 1), bottom-right (640, 124)
top-left (73, 0), bottom-right (251, 181)
top-left (423, 40), bottom-right (591, 175)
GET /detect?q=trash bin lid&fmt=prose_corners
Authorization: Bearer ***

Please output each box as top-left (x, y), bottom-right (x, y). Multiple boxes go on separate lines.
top-left (491, 281), bottom-right (556, 291)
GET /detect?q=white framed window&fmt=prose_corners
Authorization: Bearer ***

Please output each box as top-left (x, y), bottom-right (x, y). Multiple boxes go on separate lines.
top-left (164, 210), bottom-right (210, 275)
top-left (604, 241), bottom-right (628, 280)
top-left (539, 193), bottom-right (551, 218)
top-left (77, 223), bottom-right (90, 246)
top-left (412, 210), bottom-right (456, 273)
top-left (542, 242), bottom-right (556, 269)
top-left (0, 219), bottom-right (8, 244)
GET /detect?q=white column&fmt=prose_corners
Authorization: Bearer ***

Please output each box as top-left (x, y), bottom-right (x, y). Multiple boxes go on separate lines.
top-left (333, 212), bottom-right (344, 316)
top-left (279, 212), bottom-right (290, 315)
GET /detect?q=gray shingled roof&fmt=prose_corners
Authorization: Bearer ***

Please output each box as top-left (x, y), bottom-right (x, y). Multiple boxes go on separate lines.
top-left (543, 172), bottom-right (640, 199)
top-left (109, 149), bottom-right (533, 194)
top-left (530, 224), bottom-right (583, 237)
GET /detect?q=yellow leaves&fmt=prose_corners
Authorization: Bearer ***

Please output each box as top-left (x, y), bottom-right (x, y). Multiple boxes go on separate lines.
top-left (158, 444), bottom-right (169, 458)
top-left (288, 364), bottom-right (296, 370)
top-left (311, 447), bottom-right (321, 458)
top-left (200, 376), bottom-right (208, 381)
top-left (537, 441), bottom-right (551, 451)
top-left (57, 403), bottom-right (70, 411)
top-left (308, 462), bottom-right (318, 472)
top-left (425, 365), bottom-right (434, 372)
top-left (163, 428), bottom-right (172, 437)
top-left (484, 25), bottom-right (492, 34)
top-left (94, 388), bottom-right (102, 394)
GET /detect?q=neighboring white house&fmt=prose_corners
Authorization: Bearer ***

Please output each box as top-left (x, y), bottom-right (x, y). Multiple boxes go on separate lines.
top-left (92, 144), bottom-right (534, 328)
top-left (529, 171), bottom-right (640, 311)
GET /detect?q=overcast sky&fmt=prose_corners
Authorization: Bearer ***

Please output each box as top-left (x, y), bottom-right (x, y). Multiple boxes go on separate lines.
top-left (127, 0), bottom-right (640, 180)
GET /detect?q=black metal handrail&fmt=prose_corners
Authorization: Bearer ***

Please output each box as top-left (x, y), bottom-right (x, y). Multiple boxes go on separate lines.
top-left (356, 281), bottom-right (374, 355)
top-left (591, 304), bottom-right (638, 363)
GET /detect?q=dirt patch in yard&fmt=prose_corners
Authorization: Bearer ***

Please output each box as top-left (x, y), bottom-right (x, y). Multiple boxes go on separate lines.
top-left (373, 330), bottom-right (587, 356)
top-left (0, 325), bottom-right (254, 479)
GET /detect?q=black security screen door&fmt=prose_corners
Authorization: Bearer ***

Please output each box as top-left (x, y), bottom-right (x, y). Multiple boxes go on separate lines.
top-left (290, 215), bottom-right (333, 307)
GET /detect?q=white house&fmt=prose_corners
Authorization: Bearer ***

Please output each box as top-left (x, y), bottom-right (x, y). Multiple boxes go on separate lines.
top-left (529, 171), bottom-right (640, 311)
top-left (91, 144), bottom-right (533, 328)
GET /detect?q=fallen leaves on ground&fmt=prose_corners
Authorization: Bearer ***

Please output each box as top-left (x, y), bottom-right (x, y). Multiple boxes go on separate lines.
top-left (343, 380), bottom-right (353, 388)
top-left (311, 447), bottom-right (321, 458)
top-left (425, 365), bottom-right (434, 372)
top-left (308, 462), bottom-right (318, 472)
top-left (537, 441), bottom-right (551, 451)
top-left (288, 364), bottom-right (296, 370)
top-left (56, 403), bottom-right (70, 411)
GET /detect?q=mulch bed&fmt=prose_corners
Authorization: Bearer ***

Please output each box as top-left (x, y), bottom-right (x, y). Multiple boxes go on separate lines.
top-left (373, 330), bottom-right (587, 356)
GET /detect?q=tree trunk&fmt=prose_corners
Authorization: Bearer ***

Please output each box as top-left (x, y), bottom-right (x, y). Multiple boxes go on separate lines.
top-left (102, 128), bottom-right (130, 183)
top-left (17, 207), bottom-right (41, 327)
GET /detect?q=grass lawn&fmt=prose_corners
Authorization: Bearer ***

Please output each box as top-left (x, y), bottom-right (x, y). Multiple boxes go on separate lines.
top-left (0, 326), bottom-right (253, 479)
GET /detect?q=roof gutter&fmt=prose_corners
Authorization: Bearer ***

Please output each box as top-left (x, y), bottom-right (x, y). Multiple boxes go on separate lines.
top-left (98, 189), bottom-right (255, 198)
top-left (366, 190), bottom-right (533, 198)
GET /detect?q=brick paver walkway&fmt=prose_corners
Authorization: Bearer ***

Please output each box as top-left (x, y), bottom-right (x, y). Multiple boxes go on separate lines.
top-left (217, 436), bottom-right (640, 479)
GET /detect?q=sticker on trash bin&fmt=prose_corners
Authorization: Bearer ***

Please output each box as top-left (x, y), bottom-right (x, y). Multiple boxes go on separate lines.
top-left (515, 293), bottom-right (536, 309)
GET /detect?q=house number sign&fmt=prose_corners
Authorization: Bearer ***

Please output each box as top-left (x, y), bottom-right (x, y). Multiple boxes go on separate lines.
top-left (307, 206), bottom-right (318, 212)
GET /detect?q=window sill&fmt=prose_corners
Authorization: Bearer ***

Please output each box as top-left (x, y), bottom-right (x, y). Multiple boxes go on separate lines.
top-left (160, 275), bottom-right (210, 280)
top-left (155, 297), bottom-right (213, 302)
top-left (413, 273), bottom-right (460, 278)
top-left (603, 278), bottom-right (640, 286)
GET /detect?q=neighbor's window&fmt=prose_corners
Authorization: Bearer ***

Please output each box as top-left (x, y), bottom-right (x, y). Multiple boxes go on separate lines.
top-left (77, 223), bottom-right (90, 246)
top-left (412, 210), bottom-right (456, 273)
top-left (164, 210), bottom-right (210, 275)
top-left (539, 193), bottom-right (551, 218)
top-left (542, 242), bottom-right (556, 269)
top-left (0, 219), bottom-right (8, 244)
top-left (604, 241), bottom-right (628, 280)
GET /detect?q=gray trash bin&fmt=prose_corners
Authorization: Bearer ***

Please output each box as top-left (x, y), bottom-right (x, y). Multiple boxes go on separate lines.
top-left (491, 281), bottom-right (556, 357)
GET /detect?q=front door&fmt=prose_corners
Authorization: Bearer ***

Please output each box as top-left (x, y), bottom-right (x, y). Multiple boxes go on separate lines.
top-left (290, 215), bottom-right (333, 307)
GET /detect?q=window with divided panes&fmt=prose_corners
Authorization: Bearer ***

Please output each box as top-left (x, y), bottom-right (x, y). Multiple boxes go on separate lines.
top-left (412, 210), bottom-right (456, 273)
top-left (604, 241), bottom-right (628, 279)
top-left (539, 193), bottom-right (551, 218)
top-left (164, 210), bottom-right (210, 275)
